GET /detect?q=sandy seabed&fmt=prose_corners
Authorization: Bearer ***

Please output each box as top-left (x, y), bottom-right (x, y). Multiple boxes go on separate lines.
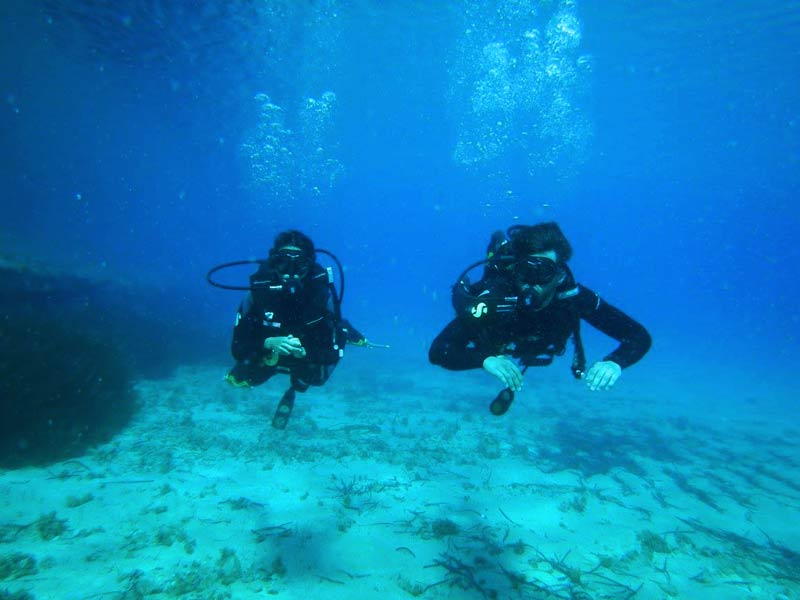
top-left (2, 354), bottom-right (798, 600)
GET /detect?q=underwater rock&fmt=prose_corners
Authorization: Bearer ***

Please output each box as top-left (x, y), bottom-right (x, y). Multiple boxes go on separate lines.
top-left (0, 312), bottom-right (136, 468)
top-left (0, 259), bottom-right (218, 377)
top-left (0, 256), bottom-right (222, 467)
top-left (0, 262), bottom-right (139, 468)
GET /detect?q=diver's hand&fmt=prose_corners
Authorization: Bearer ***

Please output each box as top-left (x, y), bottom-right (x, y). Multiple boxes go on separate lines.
top-left (584, 360), bottom-right (622, 391)
top-left (483, 356), bottom-right (523, 392)
top-left (290, 342), bottom-right (307, 358)
top-left (264, 335), bottom-right (306, 357)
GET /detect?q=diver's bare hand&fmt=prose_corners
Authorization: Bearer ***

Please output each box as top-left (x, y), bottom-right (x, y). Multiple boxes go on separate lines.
top-left (289, 342), bottom-right (307, 358)
top-left (483, 356), bottom-right (523, 392)
top-left (584, 360), bottom-right (621, 391)
top-left (264, 335), bottom-right (306, 357)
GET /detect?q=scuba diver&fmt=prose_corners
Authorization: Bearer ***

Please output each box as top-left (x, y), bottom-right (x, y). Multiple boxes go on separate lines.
top-left (429, 221), bottom-right (651, 415)
top-left (208, 230), bottom-right (374, 429)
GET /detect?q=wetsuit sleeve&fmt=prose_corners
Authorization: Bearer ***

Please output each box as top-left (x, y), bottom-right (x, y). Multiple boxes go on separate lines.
top-left (577, 285), bottom-right (651, 369)
top-left (429, 318), bottom-right (489, 370)
top-left (231, 292), bottom-right (264, 362)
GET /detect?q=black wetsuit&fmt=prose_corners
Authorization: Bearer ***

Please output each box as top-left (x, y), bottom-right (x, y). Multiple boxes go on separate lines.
top-left (429, 269), bottom-right (651, 374)
top-left (228, 263), bottom-right (363, 391)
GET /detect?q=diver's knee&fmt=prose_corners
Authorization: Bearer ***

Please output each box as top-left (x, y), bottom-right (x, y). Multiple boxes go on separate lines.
top-left (428, 341), bottom-right (445, 365)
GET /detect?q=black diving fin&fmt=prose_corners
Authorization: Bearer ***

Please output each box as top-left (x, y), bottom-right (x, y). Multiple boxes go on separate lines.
top-left (489, 388), bottom-right (515, 416)
top-left (271, 387), bottom-right (296, 429)
top-left (488, 365), bottom-right (527, 416)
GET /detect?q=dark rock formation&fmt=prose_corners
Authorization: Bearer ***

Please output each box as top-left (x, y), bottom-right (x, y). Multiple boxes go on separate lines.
top-left (0, 259), bottom-right (214, 467)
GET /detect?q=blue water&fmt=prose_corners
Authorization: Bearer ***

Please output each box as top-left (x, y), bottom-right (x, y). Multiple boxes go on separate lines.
top-left (1, 0), bottom-right (798, 403)
top-left (3, 3), bottom-right (800, 598)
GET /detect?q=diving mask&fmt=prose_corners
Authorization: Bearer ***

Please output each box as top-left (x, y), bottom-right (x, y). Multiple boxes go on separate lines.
top-left (514, 255), bottom-right (560, 287)
top-left (270, 248), bottom-right (312, 281)
top-left (514, 255), bottom-right (564, 310)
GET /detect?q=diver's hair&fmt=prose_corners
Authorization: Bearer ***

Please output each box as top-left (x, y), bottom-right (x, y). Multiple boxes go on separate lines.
top-left (271, 229), bottom-right (316, 259)
top-left (509, 222), bottom-right (572, 263)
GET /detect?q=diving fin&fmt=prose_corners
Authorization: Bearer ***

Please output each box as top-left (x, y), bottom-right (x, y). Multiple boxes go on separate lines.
top-left (489, 388), bottom-right (515, 416)
top-left (271, 387), bottom-right (296, 429)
